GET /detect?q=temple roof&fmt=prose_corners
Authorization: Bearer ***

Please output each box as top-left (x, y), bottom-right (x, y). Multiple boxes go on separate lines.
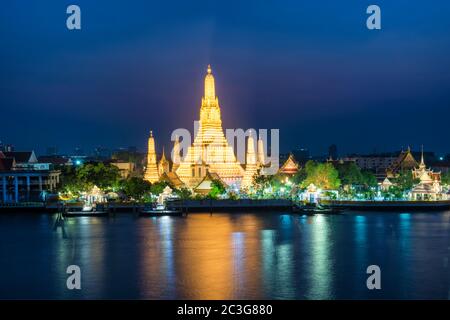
top-left (278, 154), bottom-right (299, 175)
top-left (386, 148), bottom-right (418, 176)
top-left (194, 171), bottom-right (227, 194)
top-left (159, 171), bottom-right (185, 189)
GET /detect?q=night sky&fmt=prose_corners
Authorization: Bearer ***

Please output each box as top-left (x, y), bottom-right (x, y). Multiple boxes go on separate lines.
top-left (1, 0), bottom-right (450, 156)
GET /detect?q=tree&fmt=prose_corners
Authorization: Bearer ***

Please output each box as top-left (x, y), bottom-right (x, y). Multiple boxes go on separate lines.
top-left (174, 187), bottom-right (192, 200)
top-left (302, 161), bottom-right (341, 190)
top-left (441, 172), bottom-right (450, 186)
top-left (207, 180), bottom-right (226, 199)
top-left (395, 169), bottom-right (419, 192)
top-left (122, 177), bottom-right (151, 201)
top-left (361, 170), bottom-right (378, 188)
top-left (291, 168), bottom-right (307, 185)
top-left (149, 181), bottom-right (171, 196)
top-left (76, 162), bottom-right (121, 190)
top-left (59, 166), bottom-right (85, 195)
top-left (336, 162), bottom-right (363, 186)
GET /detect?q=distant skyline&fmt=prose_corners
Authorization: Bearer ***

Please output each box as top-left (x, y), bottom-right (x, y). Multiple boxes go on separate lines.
top-left (1, 1), bottom-right (450, 155)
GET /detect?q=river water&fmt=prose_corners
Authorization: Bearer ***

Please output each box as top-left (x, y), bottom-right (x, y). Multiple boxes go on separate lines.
top-left (1, 211), bottom-right (450, 299)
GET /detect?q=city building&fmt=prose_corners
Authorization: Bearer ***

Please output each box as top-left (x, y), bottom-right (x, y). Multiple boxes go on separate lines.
top-left (0, 151), bottom-right (61, 203)
top-left (343, 154), bottom-right (397, 180)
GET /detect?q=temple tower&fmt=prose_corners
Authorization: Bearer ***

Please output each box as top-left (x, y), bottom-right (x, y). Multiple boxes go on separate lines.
top-left (257, 137), bottom-right (265, 168)
top-left (158, 147), bottom-right (170, 176)
top-left (171, 135), bottom-right (181, 173)
top-left (144, 131), bottom-right (159, 183)
top-left (175, 65), bottom-right (245, 188)
top-left (241, 133), bottom-right (258, 190)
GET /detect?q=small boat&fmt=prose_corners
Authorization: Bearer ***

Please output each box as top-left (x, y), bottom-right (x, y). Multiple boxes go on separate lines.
top-left (292, 204), bottom-right (343, 215)
top-left (139, 203), bottom-right (183, 217)
top-left (63, 204), bottom-right (109, 217)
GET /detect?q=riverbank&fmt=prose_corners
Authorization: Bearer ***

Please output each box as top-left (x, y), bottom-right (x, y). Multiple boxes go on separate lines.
top-left (323, 200), bottom-right (450, 211)
top-left (2, 199), bottom-right (450, 213)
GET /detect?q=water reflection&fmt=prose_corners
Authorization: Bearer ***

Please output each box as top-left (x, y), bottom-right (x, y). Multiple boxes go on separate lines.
top-left (306, 214), bottom-right (332, 299)
top-left (1, 211), bottom-right (450, 299)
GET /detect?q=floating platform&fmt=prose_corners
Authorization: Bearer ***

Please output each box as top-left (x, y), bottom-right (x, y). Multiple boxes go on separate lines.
top-left (139, 209), bottom-right (183, 217)
top-left (63, 210), bottom-right (109, 217)
top-left (167, 199), bottom-right (293, 212)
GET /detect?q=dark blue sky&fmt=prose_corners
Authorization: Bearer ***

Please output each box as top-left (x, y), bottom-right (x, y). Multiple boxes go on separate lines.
top-left (1, 0), bottom-right (450, 156)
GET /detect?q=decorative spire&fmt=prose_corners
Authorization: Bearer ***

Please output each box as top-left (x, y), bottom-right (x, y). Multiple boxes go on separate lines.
top-left (158, 146), bottom-right (169, 176)
top-left (257, 136), bottom-right (266, 166)
top-left (144, 130), bottom-right (159, 183)
top-left (241, 134), bottom-right (258, 189)
top-left (420, 144), bottom-right (426, 168)
top-left (172, 135), bottom-right (181, 173)
top-left (204, 64), bottom-right (216, 101)
top-left (246, 133), bottom-right (257, 165)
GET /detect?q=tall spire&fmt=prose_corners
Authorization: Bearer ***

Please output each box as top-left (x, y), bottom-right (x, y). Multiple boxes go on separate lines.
top-left (172, 135), bottom-right (181, 173)
top-left (204, 64), bottom-right (216, 101)
top-left (144, 130), bottom-right (159, 183)
top-left (257, 137), bottom-right (265, 167)
top-left (175, 65), bottom-right (245, 189)
top-left (420, 144), bottom-right (426, 168)
top-left (158, 146), bottom-right (169, 176)
top-left (241, 133), bottom-right (258, 190)
top-left (199, 64), bottom-right (222, 139)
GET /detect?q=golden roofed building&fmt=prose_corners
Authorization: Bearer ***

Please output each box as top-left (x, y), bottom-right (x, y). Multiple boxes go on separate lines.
top-left (174, 65), bottom-right (245, 188)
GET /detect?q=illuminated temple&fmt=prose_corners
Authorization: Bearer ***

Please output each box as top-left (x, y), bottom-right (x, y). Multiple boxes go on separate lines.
top-left (144, 65), bottom-right (270, 191)
top-left (175, 65), bottom-right (245, 188)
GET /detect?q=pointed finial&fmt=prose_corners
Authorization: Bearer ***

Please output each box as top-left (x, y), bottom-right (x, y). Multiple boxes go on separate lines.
top-left (421, 144), bottom-right (425, 165)
top-left (150, 130), bottom-right (153, 137)
top-left (207, 64), bottom-right (212, 74)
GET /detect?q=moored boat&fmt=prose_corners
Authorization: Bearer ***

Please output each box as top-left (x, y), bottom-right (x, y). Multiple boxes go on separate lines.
top-left (63, 203), bottom-right (109, 217)
top-left (139, 203), bottom-right (183, 217)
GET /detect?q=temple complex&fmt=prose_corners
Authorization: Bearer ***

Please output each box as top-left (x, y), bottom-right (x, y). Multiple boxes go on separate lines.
top-left (144, 65), bottom-right (272, 192)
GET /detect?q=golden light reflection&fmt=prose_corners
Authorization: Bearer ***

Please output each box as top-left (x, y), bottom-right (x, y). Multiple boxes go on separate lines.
top-left (306, 214), bottom-right (332, 299)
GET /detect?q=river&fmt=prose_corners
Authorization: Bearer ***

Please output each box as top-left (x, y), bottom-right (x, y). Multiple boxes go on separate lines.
top-left (0, 211), bottom-right (449, 299)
